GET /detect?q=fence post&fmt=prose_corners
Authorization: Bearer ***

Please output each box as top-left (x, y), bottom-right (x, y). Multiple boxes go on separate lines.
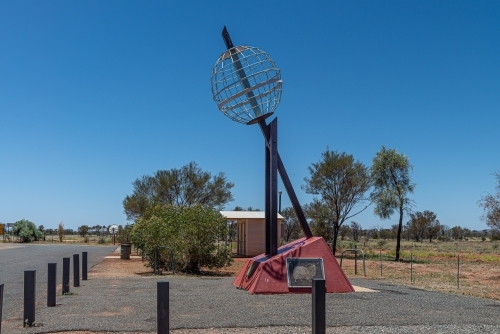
top-left (73, 254), bottom-right (80, 287)
top-left (24, 270), bottom-right (36, 327)
top-left (47, 263), bottom-right (57, 307)
top-left (457, 254), bottom-right (460, 289)
top-left (0, 283), bottom-right (4, 333)
top-left (157, 281), bottom-right (169, 334)
top-left (312, 278), bottom-right (325, 334)
top-left (63, 257), bottom-right (70, 294)
top-left (410, 253), bottom-right (413, 283)
top-left (82, 252), bottom-right (88, 281)
top-left (154, 247), bottom-right (158, 275)
top-left (354, 244), bottom-right (357, 275)
top-left (380, 249), bottom-right (382, 276)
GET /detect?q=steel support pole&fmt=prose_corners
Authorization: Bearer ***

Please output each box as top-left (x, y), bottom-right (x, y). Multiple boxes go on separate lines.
top-left (0, 283), bottom-right (4, 334)
top-left (258, 120), bottom-right (313, 239)
top-left (47, 263), bottom-right (57, 307)
top-left (73, 254), bottom-right (80, 287)
top-left (82, 252), bottom-right (88, 280)
top-left (157, 281), bottom-right (169, 334)
top-left (457, 255), bottom-right (460, 289)
top-left (24, 270), bottom-right (36, 327)
top-left (269, 118), bottom-right (278, 256)
top-left (265, 125), bottom-right (271, 256)
top-left (312, 278), bottom-right (326, 334)
top-left (62, 257), bottom-right (70, 294)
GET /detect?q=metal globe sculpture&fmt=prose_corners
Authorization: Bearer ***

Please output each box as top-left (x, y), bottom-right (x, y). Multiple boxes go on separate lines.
top-left (211, 45), bottom-right (282, 125)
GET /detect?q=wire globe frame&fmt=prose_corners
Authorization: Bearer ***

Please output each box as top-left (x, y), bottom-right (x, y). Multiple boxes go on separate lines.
top-left (211, 45), bottom-right (282, 125)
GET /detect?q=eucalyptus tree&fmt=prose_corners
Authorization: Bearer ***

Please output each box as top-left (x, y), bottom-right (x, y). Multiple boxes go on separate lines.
top-left (478, 171), bottom-right (500, 229)
top-left (370, 146), bottom-right (415, 261)
top-left (405, 210), bottom-right (440, 242)
top-left (303, 149), bottom-right (371, 255)
top-left (280, 207), bottom-right (301, 242)
top-left (123, 162), bottom-right (234, 220)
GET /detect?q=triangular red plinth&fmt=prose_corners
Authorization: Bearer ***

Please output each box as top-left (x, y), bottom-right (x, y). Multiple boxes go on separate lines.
top-left (233, 237), bottom-right (354, 294)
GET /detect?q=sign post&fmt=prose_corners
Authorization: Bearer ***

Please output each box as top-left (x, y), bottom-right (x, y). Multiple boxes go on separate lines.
top-left (109, 225), bottom-right (118, 245)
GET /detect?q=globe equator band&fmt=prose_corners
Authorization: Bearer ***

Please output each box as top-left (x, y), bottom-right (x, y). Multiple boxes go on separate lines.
top-left (222, 83), bottom-right (281, 115)
top-left (217, 78), bottom-right (282, 110)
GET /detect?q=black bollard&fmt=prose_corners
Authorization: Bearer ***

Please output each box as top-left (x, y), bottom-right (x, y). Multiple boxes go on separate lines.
top-left (0, 283), bottom-right (4, 333)
top-left (73, 254), bottom-right (80, 287)
top-left (82, 252), bottom-right (88, 280)
top-left (62, 257), bottom-right (70, 294)
top-left (157, 281), bottom-right (169, 334)
top-left (47, 263), bottom-right (57, 307)
top-left (24, 270), bottom-right (36, 327)
top-left (312, 278), bottom-right (325, 334)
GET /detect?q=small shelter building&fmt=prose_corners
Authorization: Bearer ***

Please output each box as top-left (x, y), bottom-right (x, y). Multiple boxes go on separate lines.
top-left (221, 211), bottom-right (284, 257)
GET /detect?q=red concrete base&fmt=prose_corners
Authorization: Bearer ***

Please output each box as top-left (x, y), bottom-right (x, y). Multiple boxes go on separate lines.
top-left (233, 237), bottom-right (354, 294)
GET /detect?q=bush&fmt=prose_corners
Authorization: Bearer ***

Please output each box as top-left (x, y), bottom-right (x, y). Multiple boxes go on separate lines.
top-left (12, 219), bottom-right (43, 243)
top-left (131, 204), bottom-right (232, 273)
top-left (377, 240), bottom-right (387, 249)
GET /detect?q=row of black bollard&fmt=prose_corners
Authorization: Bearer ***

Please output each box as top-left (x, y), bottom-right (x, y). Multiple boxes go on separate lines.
top-left (15, 252), bottom-right (89, 329)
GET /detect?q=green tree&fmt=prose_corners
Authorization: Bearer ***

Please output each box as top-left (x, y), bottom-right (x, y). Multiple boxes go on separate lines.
top-left (304, 198), bottom-right (335, 242)
top-left (303, 149), bottom-right (371, 255)
top-left (406, 210), bottom-right (439, 242)
top-left (339, 225), bottom-right (351, 240)
top-left (478, 171), bottom-right (500, 229)
top-left (58, 222), bottom-right (64, 242)
top-left (370, 146), bottom-right (415, 261)
top-left (78, 225), bottom-right (89, 238)
top-left (281, 207), bottom-right (301, 242)
top-left (12, 219), bottom-right (43, 243)
top-left (130, 204), bottom-right (232, 273)
top-left (123, 162), bottom-right (234, 220)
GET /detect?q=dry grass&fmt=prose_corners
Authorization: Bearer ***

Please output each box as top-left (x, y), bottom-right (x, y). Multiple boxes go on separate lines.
top-left (338, 238), bottom-right (500, 300)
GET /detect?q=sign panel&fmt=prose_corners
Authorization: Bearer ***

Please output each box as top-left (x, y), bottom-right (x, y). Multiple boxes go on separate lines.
top-left (109, 224), bottom-right (119, 235)
top-left (286, 258), bottom-right (325, 288)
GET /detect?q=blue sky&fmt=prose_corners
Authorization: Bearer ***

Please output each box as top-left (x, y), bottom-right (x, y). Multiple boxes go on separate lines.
top-left (1, 1), bottom-right (499, 231)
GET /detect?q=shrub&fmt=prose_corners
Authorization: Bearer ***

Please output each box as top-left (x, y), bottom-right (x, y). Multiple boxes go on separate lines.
top-left (377, 240), bottom-right (387, 249)
top-left (12, 219), bottom-right (43, 243)
top-left (131, 204), bottom-right (232, 273)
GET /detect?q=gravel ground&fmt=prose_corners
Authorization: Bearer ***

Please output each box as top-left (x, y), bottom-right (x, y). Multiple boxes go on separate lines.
top-left (3, 245), bottom-right (500, 333)
top-left (3, 275), bottom-right (500, 333)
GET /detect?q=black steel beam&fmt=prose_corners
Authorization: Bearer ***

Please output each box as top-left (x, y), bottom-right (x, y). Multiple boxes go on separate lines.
top-left (269, 118), bottom-right (278, 256)
top-left (259, 120), bottom-right (313, 239)
top-left (265, 128), bottom-right (271, 255)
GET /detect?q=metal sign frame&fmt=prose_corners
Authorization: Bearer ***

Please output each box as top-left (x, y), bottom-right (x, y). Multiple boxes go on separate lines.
top-left (286, 258), bottom-right (325, 288)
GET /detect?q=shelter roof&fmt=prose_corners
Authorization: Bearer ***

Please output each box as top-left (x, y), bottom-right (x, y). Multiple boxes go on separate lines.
top-left (220, 211), bottom-right (284, 220)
